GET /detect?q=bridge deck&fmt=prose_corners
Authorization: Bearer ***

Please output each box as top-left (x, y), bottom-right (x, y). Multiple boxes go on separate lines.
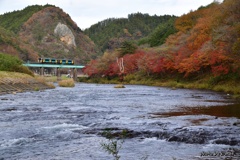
top-left (23, 63), bottom-right (85, 69)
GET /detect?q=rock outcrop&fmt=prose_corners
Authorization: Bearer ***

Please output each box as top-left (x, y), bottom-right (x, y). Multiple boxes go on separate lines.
top-left (54, 23), bottom-right (76, 48)
top-left (17, 6), bottom-right (99, 64)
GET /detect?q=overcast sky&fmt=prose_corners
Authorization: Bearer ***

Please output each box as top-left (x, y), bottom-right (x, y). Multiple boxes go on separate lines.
top-left (0, 0), bottom-right (223, 30)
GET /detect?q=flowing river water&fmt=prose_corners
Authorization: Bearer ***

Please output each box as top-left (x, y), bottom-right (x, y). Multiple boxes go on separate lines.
top-left (0, 83), bottom-right (240, 160)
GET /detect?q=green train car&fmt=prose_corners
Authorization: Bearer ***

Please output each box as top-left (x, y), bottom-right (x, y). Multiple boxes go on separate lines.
top-left (38, 58), bottom-right (74, 65)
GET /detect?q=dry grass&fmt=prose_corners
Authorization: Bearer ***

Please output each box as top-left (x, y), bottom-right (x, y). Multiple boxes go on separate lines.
top-left (0, 71), bottom-right (34, 84)
top-left (45, 82), bottom-right (56, 89)
top-left (35, 76), bottom-right (47, 83)
top-left (35, 75), bottom-right (70, 83)
top-left (0, 71), bottom-right (33, 79)
top-left (0, 71), bottom-right (55, 89)
top-left (33, 75), bottom-right (56, 89)
top-left (58, 79), bottom-right (75, 87)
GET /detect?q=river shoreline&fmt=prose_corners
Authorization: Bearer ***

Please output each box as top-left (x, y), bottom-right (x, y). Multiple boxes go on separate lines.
top-left (1, 70), bottom-right (239, 101)
top-left (79, 76), bottom-right (240, 99)
top-left (0, 71), bottom-right (54, 95)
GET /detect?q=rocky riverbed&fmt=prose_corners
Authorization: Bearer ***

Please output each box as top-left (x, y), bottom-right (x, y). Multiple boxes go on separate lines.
top-left (0, 83), bottom-right (240, 160)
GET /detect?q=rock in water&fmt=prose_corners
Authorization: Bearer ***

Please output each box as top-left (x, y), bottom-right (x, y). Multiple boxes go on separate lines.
top-left (114, 84), bottom-right (125, 88)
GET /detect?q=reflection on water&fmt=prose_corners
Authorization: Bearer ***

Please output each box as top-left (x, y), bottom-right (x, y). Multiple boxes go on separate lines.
top-left (152, 104), bottom-right (240, 118)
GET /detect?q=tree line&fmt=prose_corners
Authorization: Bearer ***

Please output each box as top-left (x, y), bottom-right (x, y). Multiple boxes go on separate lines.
top-left (84, 13), bottom-right (177, 52)
top-left (83, 0), bottom-right (240, 87)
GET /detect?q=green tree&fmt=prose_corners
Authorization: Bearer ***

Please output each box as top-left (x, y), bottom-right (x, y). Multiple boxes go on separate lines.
top-left (148, 18), bottom-right (177, 47)
top-left (84, 13), bottom-right (177, 52)
top-left (118, 41), bottom-right (137, 56)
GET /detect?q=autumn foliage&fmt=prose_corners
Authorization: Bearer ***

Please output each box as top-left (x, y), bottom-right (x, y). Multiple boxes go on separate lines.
top-left (84, 0), bottom-right (240, 80)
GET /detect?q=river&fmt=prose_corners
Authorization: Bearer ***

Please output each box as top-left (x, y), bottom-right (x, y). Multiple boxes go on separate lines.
top-left (0, 83), bottom-right (240, 160)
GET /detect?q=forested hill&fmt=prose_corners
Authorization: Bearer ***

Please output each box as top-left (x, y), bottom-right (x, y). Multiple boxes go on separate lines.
top-left (0, 5), bottom-right (99, 64)
top-left (84, 13), bottom-right (177, 51)
top-left (0, 5), bottom-right (52, 33)
top-left (83, 0), bottom-right (240, 94)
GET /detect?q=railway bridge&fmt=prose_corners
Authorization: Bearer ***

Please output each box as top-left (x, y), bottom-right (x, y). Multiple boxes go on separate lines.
top-left (23, 62), bottom-right (85, 81)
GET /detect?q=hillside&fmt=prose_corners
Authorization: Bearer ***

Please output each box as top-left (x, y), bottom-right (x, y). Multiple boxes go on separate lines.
top-left (0, 26), bottom-right (38, 61)
top-left (83, 0), bottom-right (240, 94)
top-left (84, 13), bottom-right (177, 51)
top-left (0, 5), bottom-right (51, 33)
top-left (0, 5), bottom-right (99, 64)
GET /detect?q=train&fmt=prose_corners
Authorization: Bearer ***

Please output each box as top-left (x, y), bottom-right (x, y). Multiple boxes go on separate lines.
top-left (38, 58), bottom-right (74, 65)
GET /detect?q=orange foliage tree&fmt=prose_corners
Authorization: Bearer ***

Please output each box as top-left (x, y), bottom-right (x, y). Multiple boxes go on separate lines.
top-left (84, 0), bottom-right (240, 79)
top-left (187, 17), bottom-right (211, 51)
top-left (175, 9), bottom-right (204, 33)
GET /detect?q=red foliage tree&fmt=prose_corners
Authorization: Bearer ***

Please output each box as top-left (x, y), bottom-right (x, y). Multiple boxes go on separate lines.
top-left (103, 62), bottom-right (119, 77)
top-left (83, 60), bottom-right (100, 77)
top-left (122, 51), bottom-right (145, 74)
top-left (209, 49), bottom-right (232, 76)
top-left (137, 52), bottom-right (159, 76)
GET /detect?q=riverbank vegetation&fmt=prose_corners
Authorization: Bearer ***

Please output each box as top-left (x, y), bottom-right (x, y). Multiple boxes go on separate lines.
top-left (0, 52), bottom-right (33, 76)
top-left (80, 74), bottom-right (240, 96)
top-left (0, 71), bottom-right (33, 79)
top-left (0, 52), bottom-right (55, 93)
top-left (82, 0), bottom-right (240, 97)
top-left (0, 71), bottom-right (55, 95)
top-left (58, 79), bottom-right (75, 87)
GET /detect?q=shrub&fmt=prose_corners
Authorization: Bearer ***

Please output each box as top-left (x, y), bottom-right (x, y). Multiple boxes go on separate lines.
top-left (0, 52), bottom-right (21, 70)
top-left (0, 52), bottom-right (33, 76)
top-left (124, 74), bottom-right (135, 83)
top-left (58, 79), bottom-right (75, 87)
top-left (13, 65), bottom-right (34, 76)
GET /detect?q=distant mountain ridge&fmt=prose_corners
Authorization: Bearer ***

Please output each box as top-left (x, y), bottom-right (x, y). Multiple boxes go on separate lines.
top-left (84, 13), bottom-right (177, 51)
top-left (0, 5), bottom-right (99, 64)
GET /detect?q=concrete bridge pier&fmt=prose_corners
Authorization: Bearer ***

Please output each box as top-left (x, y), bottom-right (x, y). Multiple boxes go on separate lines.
top-left (57, 68), bottom-right (61, 81)
top-left (73, 68), bottom-right (77, 81)
top-left (40, 67), bottom-right (44, 76)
